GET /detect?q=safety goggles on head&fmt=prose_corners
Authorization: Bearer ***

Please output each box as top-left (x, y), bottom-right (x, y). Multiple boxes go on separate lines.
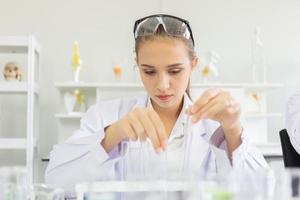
top-left (134, 14), bottom-right (195, 46)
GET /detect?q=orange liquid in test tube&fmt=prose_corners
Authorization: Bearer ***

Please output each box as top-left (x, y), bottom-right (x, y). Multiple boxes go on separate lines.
top-left (112, 66), bottom-right (123, 80)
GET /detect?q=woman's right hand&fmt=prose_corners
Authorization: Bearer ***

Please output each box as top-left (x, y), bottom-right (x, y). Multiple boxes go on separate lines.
top-left (102, 107), bottom-right (167, 153)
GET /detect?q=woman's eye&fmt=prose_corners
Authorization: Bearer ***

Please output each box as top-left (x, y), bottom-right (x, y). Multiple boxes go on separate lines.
top-left (169, 69), bottom-right (181, 75)
top-left (144, 70), bottom-right (155, 75)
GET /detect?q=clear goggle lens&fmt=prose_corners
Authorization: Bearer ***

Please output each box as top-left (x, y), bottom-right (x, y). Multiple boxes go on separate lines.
top-left (134, 16), bottom-right (191, 41)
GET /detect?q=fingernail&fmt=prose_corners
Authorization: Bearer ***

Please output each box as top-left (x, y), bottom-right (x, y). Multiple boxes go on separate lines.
top-left (156, 148), bottom-right (163, 154)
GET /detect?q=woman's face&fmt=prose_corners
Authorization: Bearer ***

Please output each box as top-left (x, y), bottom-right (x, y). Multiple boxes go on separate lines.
top-left (136, 38), bottom-right (197, 110)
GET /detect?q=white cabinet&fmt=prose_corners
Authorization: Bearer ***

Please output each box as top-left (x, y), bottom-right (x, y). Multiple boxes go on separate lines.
top-left (54, 81), bottom-right (283, 158)
top-left (53, 82), bottom-right (146, 142)
top-left (0, 36), bottom-right (40, 184)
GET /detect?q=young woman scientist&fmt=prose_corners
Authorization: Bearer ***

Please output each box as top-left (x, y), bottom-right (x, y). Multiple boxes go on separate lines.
top-left (45, 14), bottom-right (269, 196)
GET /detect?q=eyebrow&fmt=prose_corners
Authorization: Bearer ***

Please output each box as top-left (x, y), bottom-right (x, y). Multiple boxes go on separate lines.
top-left (140, 63), bottom-right (184, 68)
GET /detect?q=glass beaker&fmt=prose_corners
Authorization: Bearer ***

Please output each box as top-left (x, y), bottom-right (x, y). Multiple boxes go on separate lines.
top-left (229, 168), bottom-right (274, 200)
top-left (119, 140), bottom-right (167, 181)
top-left (118, 126), bottom-right (196, 182)
top-left (278, 168), bottom-right (300, 199)
top-left (29, 184), bottom-right (65, 200)
top-left (76, 181), bottom-right (198, 200)
top-left (195, 172), bottom-right (234, 200)
top-left (0, 166), bottom-right (28, 200)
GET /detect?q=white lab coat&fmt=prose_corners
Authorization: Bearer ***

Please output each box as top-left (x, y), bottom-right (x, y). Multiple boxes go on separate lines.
top-left (45, 94), bottom-right (268, 198)
top-left (286, 91), bottom-right (300, 154)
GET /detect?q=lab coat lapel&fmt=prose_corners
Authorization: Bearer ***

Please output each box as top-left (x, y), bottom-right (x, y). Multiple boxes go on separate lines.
top-left (189, 124), bottom-right (211, 173)
top-left (134, 95), bottom-right (148, 108)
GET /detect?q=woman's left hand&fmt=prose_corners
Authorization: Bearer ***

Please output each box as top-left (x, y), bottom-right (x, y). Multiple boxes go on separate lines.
top-left (188, 88), bottom-right (242, 138)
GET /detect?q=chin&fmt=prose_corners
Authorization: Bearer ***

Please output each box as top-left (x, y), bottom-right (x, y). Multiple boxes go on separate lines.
top-left (156, 101), bottom-right (174, 108)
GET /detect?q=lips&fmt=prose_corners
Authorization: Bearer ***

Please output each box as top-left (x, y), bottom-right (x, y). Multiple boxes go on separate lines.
top-left (156, 94), bottom-right (173, 101)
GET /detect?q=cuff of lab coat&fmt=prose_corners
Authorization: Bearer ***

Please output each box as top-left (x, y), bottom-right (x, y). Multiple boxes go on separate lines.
top-left (65, 132), bottom-right (118, 165)
top-left (209, 126), bottom-right (248, 155)
top-left (209, 126), bottom-right (228, 151)
top-left (231, 129), bottom-right (269, 169)
top-left (99, 139), bottom-right (120, 161)
top-left (93, 129), bottom-right (121, 164)
top-left (209, 126), bottom-right (248, 162)
top-left (231, 131), bottom-right (247, 164)
top-left (91, 141), bottom-right (110, 165)
top-left (209, 125), bottom-right (268, 169)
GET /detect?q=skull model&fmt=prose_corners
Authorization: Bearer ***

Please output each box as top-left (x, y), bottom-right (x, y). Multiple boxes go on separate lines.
top-left (3, 62), bottom-right (22, 81)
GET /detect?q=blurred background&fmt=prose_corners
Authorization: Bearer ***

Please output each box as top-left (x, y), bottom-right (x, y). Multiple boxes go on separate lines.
top-left (0, 0), bottom-right (299, 182)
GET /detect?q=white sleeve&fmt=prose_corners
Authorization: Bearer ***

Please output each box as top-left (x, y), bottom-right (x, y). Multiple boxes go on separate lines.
top-left (203, 113), bottom-right (269, 170)
top-left (286, 91), bottom-right (300, 154)
top-left (209, 126), bottom-right (269, 170)
top-left (231, 131), bottom-right (269, 170)
top-left (45, 99), bottom-right (125, 194)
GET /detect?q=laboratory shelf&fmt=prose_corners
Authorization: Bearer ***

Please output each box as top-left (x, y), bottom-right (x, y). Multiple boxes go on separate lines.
top-left (245, 112), bottom-right (282, 118)
top-left (0, 138), bottom-right (37, 150)
top-left (54, 82), bottom-right (284, 90)
top-left (0, 82), bottom-right (39, 94)
top-left (0, 35), bottom-right (40, 184)
top-left (192, 82), bottom-right (284, 89)
top-left (54, 82), bottom-right (143, 90)
top-left (54, 82), bottom-right (101, 89)
top-left (0, 36), bottom-right (41, 53)
top-left (255, 142), bottom-right (282, 157)
top-left (55, 113), bottom-right (85, 119)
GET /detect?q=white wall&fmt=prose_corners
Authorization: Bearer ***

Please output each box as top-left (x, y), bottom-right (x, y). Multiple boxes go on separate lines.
top-left (0, 0), bottom-right (299, 181)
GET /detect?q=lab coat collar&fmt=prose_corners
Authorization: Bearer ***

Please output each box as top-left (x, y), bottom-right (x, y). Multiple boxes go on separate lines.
top-left (146, 93), bottom-right (193, 142)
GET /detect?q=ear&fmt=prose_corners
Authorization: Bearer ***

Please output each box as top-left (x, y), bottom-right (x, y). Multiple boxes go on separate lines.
top-left (191, 56), bottom-right (199, 71)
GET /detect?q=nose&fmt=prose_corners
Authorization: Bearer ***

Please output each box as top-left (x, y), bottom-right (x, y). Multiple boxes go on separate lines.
top-left (157, 73), bottom-right (170, 92)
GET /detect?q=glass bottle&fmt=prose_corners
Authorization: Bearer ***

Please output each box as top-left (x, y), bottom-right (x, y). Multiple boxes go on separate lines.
top-left (251, 26), bottom-right (267, 83)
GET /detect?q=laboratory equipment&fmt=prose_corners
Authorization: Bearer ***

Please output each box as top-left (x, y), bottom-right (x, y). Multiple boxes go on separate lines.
top-left (251, 26), bottom-right (267, 83)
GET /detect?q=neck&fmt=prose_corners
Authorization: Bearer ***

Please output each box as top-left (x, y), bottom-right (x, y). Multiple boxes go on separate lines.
top-left (151, 96), bottom-right (184, 119)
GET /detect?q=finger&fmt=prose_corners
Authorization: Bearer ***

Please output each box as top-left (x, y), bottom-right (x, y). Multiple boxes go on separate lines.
top-left (127, 112), bottom-right (147, 141)
top-left (199, 97), bottom-right (238, 121)
top-left (147, 109), bottom-right (167, 150)
top-left (191, 100), bottom-right (218, 123)
top-left (197, 92), bottom-right (231, 117)
top-left (189, 88), bottom-right (221, 114)
top-left (226, 100), bottom-right (241, 115)
top-left (124, 119), bottom-right (138, 141)
top-left (202, 101), bottom-right (229, 120)
top-left (190, 91), bottom-right (226, 122)
top-left (137, 109), bottom-right (161, 150)
top-left (192, 102), bottom-right (226, 123)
